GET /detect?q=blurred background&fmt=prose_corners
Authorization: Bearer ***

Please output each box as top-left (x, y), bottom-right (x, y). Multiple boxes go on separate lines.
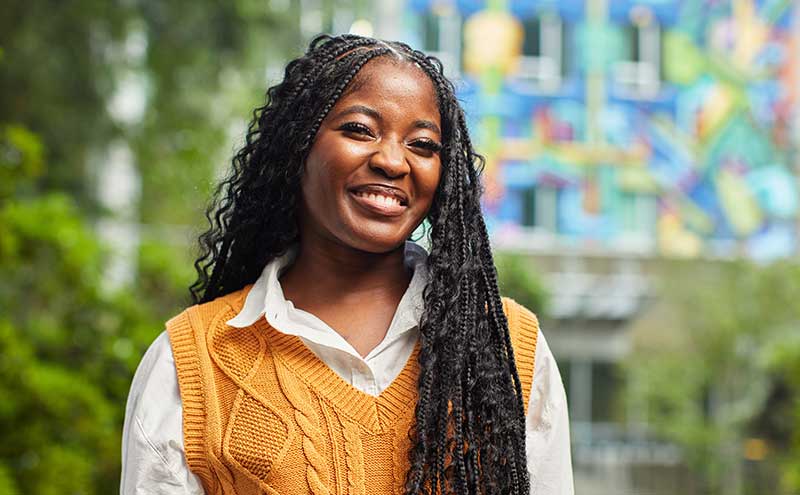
top-left (2, 0), bottom-right (800, 494)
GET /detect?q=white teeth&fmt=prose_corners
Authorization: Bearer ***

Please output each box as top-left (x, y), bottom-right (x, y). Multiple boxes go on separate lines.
top-left (355, 191), bottom-right (402, 207)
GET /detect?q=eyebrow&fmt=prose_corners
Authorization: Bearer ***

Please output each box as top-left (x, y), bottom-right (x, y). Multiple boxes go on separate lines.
top-left (334, 104), bottom-right (381, 122)
top-left (333, 104), bottom-right (442, 136)
top-left (412, 119), bottom-right (441, 136)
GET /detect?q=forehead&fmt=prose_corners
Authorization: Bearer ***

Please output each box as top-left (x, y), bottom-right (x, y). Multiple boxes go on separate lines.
top-left (334, 57), bottom-right (440, 123)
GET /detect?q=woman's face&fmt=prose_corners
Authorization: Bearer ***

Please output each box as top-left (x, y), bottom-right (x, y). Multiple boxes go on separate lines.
top-left (300, 57), bottom-right (443, 253)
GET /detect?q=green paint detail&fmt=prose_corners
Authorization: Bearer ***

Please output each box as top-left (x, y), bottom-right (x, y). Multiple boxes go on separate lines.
top-left (706, 53), bottom-right (752, 87)
top-left (480, 66), bottom-right (504, 94)
top-left (715, 169), bottom-right (763, 237)
top-left (618, 167), bottom-right (661, 194)
top-left (486, 0), bottom-right (508, 12)
top-left (702, 113), bottom-right (776, 176)
top-left (663, 31), bottom-right (706, 86)
top-left (599, 165), bottom-right (617, 212)
top-left (576, 21), bottom-right (622, 73)
top-left (482, 116), bottom-right (502, 155)
top-left (679, 198), bottom-right (715, 235)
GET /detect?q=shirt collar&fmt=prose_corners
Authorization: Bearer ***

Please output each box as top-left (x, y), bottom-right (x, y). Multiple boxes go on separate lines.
top-left (226, 241), bottom-right (429, 339)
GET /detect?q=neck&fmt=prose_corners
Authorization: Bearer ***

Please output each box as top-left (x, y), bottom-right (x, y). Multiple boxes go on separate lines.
top-left (280, 236), bottom-right (411, 305)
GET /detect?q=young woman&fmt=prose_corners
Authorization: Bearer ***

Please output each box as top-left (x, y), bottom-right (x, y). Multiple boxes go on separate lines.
top-left (121, 34), bottom-right (572, 494)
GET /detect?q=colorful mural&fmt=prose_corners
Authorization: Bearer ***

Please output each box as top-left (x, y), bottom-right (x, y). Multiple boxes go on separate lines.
top-left (405, 0), bottom-right (799, 259)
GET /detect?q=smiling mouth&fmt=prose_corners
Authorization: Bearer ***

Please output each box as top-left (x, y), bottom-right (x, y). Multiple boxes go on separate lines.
top-left (349, 186), bottom-right (408, 217)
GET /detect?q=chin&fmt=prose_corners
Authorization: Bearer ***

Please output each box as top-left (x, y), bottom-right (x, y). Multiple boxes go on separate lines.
top-left (344, 225), bottom-right (410, 254)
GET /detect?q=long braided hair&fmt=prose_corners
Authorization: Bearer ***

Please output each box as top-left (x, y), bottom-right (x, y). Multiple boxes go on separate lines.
top-left (191, 34), bottom-right (530, 494)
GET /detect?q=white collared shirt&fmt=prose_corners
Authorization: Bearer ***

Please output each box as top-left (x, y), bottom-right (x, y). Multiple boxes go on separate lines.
top-left (121, 242), bottom-right (574, 494)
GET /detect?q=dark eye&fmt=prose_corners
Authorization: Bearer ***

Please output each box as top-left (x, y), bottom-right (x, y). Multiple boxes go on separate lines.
top-left (338, 122), bottom-right (374, 138)
top-left (410, 139), bottom-right (442, 155)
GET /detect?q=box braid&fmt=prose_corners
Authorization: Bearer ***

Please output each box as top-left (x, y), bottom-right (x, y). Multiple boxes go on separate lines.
top-left (190, 34), bottom-right (529, 494)
top-left (397, 47), bottom-right (530, 494)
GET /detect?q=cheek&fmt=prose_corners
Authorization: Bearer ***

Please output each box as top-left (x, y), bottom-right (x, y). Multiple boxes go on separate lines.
top-left (300, 156), bottom-right (335, 226)
top-left (304, 138), bottom-right (362, 188)
top-left (418, 162), bottom-right (443, 209)
top-left (300, 166), bottom-right (323, 209)
top-left (302, 147), bottom-right (339, 201)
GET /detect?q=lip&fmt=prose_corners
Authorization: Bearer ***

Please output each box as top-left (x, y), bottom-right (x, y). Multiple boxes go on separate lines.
top-left (348, 184), bottom-right (409, 217)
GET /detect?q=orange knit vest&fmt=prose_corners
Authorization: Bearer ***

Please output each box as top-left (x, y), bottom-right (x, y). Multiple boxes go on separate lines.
top-left (167, 285), bottom-right (539, 495)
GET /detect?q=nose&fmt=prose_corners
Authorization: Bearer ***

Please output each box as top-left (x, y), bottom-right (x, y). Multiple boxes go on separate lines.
top-left (369, 139), bottom-right (410, 179)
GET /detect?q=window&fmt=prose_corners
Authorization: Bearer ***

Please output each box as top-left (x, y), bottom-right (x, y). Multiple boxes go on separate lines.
top-left (563, 360), bottom-right (625, 426)
top-left (620, 192), bottom-right (657, 236)
top-left (591, 361), bottom-right (624, 423)
top-left (516, 13), bottom-right (565, 92)
top-left (421, 11), bottom-right (463, 79)
top-left (521, 187), bottom-right (536, 227)
top-left (521, 185), bottom-right (559, 231)
top-left (613, 11), bottom-right (662, 98)
top-left (422, 12), bottom-right (440, 51)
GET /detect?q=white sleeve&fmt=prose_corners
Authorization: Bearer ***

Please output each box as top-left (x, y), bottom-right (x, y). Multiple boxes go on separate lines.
top-left (120, 331), bottom-right (206, 495)
top-left (525, 328), bottom-right (574, 495)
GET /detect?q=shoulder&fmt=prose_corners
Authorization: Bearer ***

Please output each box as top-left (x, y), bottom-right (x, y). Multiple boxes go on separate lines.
top-left (127, 331), bottom-right (178, 413)
top-left (124, 331), bottom-right (182, 452)
top-left (164, 286), bottom-right (255, 409)
top-left (501, 297), bottom-right (540, 344)
top-left (166, 285), bottom-right (253, 337)
top-left (122, 331), bottom-right (203, 492)
top-left (500, 298), bottom-right (540, 412)
top-left (170, 285), bottom-right (254, 323)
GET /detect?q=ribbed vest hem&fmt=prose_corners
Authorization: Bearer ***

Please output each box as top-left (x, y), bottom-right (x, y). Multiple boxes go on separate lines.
top-left (167, 308), bottom-right (214, 488)
top-left (502, 298), bottom-right (540, 413)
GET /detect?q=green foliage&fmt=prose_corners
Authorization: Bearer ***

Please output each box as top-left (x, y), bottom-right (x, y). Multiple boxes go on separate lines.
top-left (625, 259), bottom-right (800, 494)
top-left (0, 125), bottom-right (44, 197)
top-left (0, 126), bottom-right (166, 494)
top-left (0, 1), bottom-right (131, 202)
top-left (495, 253), bottom-right (548, 316)
top-left (0, 463), bottom-right (18, 495)
top-left (0, 2), bottom-right (303, 492)
top-left (131, 1), bottom-right (297, 226)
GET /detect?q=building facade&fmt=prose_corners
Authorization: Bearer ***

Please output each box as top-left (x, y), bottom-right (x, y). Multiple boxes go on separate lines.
top-left (401, 0), bottom-right (798, 261)
top-left (383, 1), bottom-right (798, 493)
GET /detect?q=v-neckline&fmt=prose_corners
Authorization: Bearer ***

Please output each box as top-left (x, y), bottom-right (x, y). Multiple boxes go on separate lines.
top-left (256, 318), bottom-right (420, 433)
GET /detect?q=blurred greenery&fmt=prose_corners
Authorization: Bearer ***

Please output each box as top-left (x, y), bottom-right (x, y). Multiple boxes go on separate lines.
top-left (495, 253), bottom-right (549, 316)
top-left (625, 259), bottom-right (800, 494)
top-left (0, 1), bottom-right (305, 493)
top-left (0, 124), bottom-right (154, 494)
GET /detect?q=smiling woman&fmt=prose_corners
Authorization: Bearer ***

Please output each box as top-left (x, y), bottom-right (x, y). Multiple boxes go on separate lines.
top-left (120, 35), bottom-right (573, 495)
top-left (298, 57), bottom-right (442, 254)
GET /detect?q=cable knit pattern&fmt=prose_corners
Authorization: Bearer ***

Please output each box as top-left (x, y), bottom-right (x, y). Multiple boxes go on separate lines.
top-left (392, 423), bottom-right (412, 495)
top-left (341, 418), bottom-right (366, 495)
top-left (167, 286), bottom-right (539, 495)
top-left (275, 360), bottom-right (331, 495)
